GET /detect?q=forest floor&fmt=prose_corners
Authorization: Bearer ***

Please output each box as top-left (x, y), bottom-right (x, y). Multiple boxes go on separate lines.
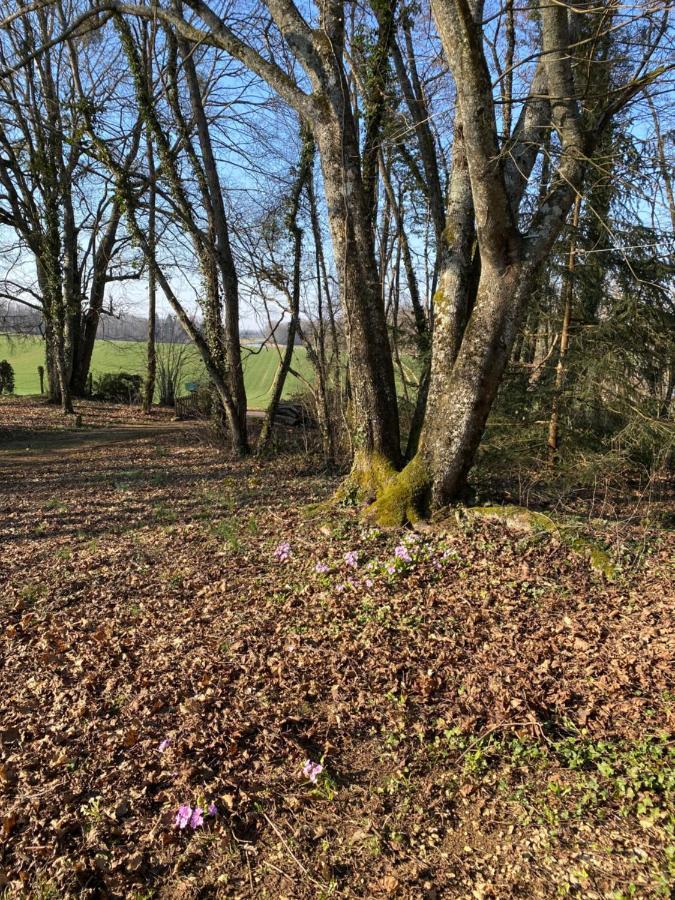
top-left (0, 398), bottom-right (673, 899)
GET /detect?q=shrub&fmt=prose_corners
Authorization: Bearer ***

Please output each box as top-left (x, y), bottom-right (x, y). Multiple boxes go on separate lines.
top-left (194, 383), bottom-right (213, 416)
top-left (93, 372), bottom-right (143, 404)
top-left (0, 360), bottom-right (15, 394)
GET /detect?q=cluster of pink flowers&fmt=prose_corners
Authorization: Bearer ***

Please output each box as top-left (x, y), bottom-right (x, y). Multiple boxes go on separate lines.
top-left (344, 550), bottom-right (359, 568)
top-left (175, 802), bottom-right (217, 830)
top-left (394, 544), bottom-right (412, 563)
top-left (274, 541), bottom-right (291, 562)
top-left (315, 561), bottom-right (329, 574)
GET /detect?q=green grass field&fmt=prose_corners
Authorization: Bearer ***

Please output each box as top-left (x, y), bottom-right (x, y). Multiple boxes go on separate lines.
top-left (0, 335), bottom-right (314, 409)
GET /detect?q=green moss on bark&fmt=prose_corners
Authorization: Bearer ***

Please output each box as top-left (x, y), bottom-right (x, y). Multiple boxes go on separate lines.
top-left (365, 453), bottom-right (431, 527)
top-left (334, 450), bottom-right (399, 506)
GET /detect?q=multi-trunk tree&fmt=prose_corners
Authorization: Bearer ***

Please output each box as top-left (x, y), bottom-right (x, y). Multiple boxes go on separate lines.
top-left (370, 0), bottom-right (671, 522)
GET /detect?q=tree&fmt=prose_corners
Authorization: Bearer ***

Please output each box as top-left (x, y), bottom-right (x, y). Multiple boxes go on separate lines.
top-left (258, 124), bottom-right (314, 450)
top-left (0, 1), bottom-right (141, 408)
top-left (370, 0), bottom-right (672, 522)
top-left (0, 359), bottom-right (14, 393)
top-left (54, 0), bottom-right (404, 478)
top-left (96, 11), bottom-right (250, 452)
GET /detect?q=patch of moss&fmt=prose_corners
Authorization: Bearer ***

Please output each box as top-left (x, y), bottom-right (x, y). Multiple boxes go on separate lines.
top-left (333, 449), bottom-right (399, 507)
top-left (366, 453), bottom-right (431, 527)
top-left (456, 504), bottom-right (617, 579)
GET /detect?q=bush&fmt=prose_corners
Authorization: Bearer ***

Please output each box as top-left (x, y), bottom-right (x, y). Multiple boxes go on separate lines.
top-left (0, 360), bottom-right (15, 394)
top-left (93, 372), bottom-right (143, 404)
top-left (194, 383), bottom-right (213, 416)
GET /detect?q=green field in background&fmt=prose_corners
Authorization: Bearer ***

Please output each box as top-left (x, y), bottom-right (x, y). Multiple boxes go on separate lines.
top-left (0, 335), bottom-right (313, 409)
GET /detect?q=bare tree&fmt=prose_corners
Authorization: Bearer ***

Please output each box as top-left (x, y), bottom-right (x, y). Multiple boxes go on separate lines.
top-left (370, 0), bottom-right (672, 522)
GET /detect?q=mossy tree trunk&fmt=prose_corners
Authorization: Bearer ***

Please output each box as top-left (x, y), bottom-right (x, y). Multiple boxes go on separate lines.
top-left (371, 262), bottom-right (534, 523)
top-left (369, 0), bottom-right (632, 525)
top-left (310, 11), bottom-right (403, 485)
top-left (547, 194), bottom-right (581, 464)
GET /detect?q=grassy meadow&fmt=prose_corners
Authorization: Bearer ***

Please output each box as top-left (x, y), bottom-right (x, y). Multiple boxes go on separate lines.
top-left (0, 334), bottom-right (314, 408)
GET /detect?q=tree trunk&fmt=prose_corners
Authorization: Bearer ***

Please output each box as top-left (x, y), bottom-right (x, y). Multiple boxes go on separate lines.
top-left (44, 319), bottom-right (60, 403)
top-left (370, 261), bottom-right (533, 523)
top-left (62, 192), bottom-right (80, 390)
top-left (259, 128), bottom-right (312, 451)
top-left (176, 17), bottom-right (249, 454)
top-left (39, 260), bottom-right (74, 415)
top-left (144, 134), bottom-right (157, 414)
top-left (547, 194), bottom-right (581, 463)
top-left (314, 115), bottom-right (402, 488)
top-left (70, 205), bottom-right (123, 396)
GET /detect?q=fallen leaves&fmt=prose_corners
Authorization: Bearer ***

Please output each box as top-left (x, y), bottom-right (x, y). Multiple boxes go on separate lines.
top-left (0, 398), bottom-right (673, 897)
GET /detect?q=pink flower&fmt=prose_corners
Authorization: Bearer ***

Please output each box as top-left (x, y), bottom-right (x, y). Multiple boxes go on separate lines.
top-left (315, 561), bottom-right (329, 574)
top-left (365, 578), bottom-right (374, 588)
top-left (189, 807), bottom-right (204, 829)
top-left (159, 738), bottom-right (171, 752)
top-left (208, 802), bottom-right (218, 817)
top-left (302, 759), bottom-right (324, 784)
top-left (387, 565), bottom-right (396, 575)
top-left (175, 804), bottom-right (192, 829)
top-left (274, 541), bottom-right (291, 562)
top-left (344, 550), bottom-right (359, 568)
top-left (394, 545), bottom-right (412, 563)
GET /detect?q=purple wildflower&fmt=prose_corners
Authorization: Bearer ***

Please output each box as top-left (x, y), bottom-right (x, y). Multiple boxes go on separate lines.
top-left (158, 738), bottom-right (171, 753)
top-left (302, 759), bottom-right (324, 784)
top-left (386, 565), bottom-right (396, 576)
top-left (274, 541), bottom-right (291, 562)
top-left (394, 544), bottom-right (412, 563)
top-left (175, 804), bottom-right (192, 829)
top-left (315, 561), bottom-right (329, 574)
top-left (189, 807), bottom-right (204, 829)
top-left (344, 550), bottom-right (359, 568)
top-left (365, 578), bottom-right (374, 588)
top-left (208, 802), bottom-right (218, 817)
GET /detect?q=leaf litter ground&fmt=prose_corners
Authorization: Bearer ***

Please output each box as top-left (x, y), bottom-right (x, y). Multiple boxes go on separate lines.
top-left (0, 398), bottom-right (673, 898)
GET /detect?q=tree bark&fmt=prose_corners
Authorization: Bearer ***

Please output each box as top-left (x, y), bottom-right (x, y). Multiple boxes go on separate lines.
top-left (371, 261), bottom-right (534, 523)
top-left (313, 106), bottom-right (402, 484)
top-left (144, 129), bottom-right (157, 414)
top-left (547, 194), bottom-right (581, 464)
top-left (175, 12), bottom-right (248, 451)
top-left (366, 0), bottom-right (614, 523)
